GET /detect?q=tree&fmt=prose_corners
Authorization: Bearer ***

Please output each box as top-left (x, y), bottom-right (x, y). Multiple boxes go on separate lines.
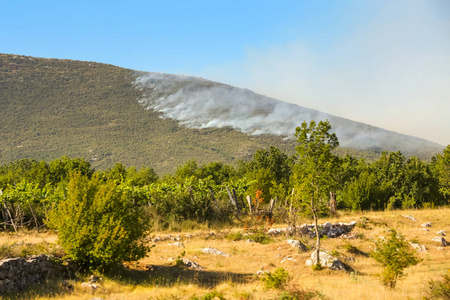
top-left (435, 145), bottom-right (450, 203)
top-left (371, 229), bottom-right (421, 289)
top-left (292, 120), bottom-right (339, 267)
top-left (48, 172), bottom-right (151, 270)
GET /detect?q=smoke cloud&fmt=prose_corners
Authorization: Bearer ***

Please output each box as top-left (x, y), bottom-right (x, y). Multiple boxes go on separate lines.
top-left (134, 72), bottom-right (442, 154)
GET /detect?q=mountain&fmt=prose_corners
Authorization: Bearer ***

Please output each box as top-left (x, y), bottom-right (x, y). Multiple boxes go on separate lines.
top-left (0, 54), bottom-right (443, 174)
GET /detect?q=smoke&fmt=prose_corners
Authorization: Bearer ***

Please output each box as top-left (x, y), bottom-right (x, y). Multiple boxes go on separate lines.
top-left (134, 72), bottom-right (443, 154)
top-left (198, 0), bottom-right (450, 146)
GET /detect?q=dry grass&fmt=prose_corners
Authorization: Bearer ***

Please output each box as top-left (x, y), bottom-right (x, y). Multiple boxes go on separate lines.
top-left (1, 207), bottom-right (449, 299)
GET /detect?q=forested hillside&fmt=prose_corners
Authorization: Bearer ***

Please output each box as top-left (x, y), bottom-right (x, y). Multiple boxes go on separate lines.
top-left (0, 53), bottom-right (443, 174)
top-left (0, 54), bottom-right (295, 174)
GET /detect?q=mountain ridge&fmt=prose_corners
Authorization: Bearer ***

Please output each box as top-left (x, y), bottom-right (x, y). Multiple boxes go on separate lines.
top-left (0, 53), bottom-right (443, 174)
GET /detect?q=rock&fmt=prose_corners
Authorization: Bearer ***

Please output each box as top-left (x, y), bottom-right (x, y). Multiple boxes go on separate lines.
top-left (81, 282), bottom-right (98, 291)
top-left (286, 239), bottom-right (308, 252)
top-left (422, 222), bottom-right (432, 228)
top-left (180, 258), bottom-right (203, 270)
top-left (201, 247), bottom-right (231, 257)
top-left (410, 242), bottom-right (427, 252)
top-left (403, 215), bottom-right (418, 222)
top-left (169, 242), bottom-right (185, 248)
top-left (305, 250), bottom-right (351, 272)
top-left (184, 234), bottom-right (194, 239)
top-left (432, 236), bottom-right (448, 246)
top-left (436, 247), bottom-right (445, 251)
top-left (281, 255), bottom-right (297, 263)
top-left (246, 239), bottom-right (255, 243)
top-left (436, 230), bottom-right (447, 236)
top-left (256, 270), bottom-right (269, 276)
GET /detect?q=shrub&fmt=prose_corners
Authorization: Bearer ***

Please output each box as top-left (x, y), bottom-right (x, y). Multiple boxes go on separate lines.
top-left (47, 173), bottom-right (151, 270)
top-left (189, 291), bottom-right (225, 300)
top-left (371, 229), bottom-right (421, 289)
top-left (261, 268), bottom-right (291, 289)
top-left (425, 271), bottom-right (450, 299)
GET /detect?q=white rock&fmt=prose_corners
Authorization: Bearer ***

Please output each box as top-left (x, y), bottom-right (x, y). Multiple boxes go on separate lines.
top-left (201, 247), bottom-right (231, 257)
top-left (422, 222), bottom-right (433, 228)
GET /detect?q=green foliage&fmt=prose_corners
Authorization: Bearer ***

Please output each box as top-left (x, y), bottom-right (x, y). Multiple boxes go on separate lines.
top-left (189, 291), bottom-right (225, 300)
top-left (47, 173), bottom-right (151, 270)
top-left (261, 268), bottom-right (291, 289)
top-left (435, 145), bottom-right (450, 203)
top-left (425, 271), bottom-right (450, 300)
top-left (371, 229), bottom-right (421, 289)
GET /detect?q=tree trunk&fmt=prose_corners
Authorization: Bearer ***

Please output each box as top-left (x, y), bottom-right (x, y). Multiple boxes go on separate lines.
top-left (209, 187), bottom-right (218, 210)
top-left (29, 202), bottom-right (39, 231)
top-left (329, 191), bottom-right (336, 215)
top-left (312, 195), bottom-right (320, 266)
top-left (246, 195), bottom-right (253, 215)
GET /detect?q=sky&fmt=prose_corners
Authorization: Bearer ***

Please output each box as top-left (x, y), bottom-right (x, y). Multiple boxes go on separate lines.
top-left (1, 0), bottom-right (449, 146)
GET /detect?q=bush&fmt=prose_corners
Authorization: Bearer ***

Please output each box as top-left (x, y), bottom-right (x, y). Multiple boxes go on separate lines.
top-left (261, 268), bottom-right (291, 289)
top-left (425, 271), bottom-right (450, 299)
top-left (47, 173), bottom-right (151, 270)
top-left (371, 229), bottom-right (421, 289)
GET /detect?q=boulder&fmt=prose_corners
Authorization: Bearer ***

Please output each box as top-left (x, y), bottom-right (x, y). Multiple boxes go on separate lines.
top-left (180, 258), bottom-right (203, 270)
top-left (201, 247), bottom-right (231, 257)
top-left (410, 242), bottom-right (427, 252)
top-left (305, 250), bottom-right (351, 272)
top-left (422, 222), bottom-right (433, 228)
top-left (436, 230), bottom-right (447, 236)
top-left (432, 236), bottom-right (448, 247)
top-left (403, 215), bottom-right (418, 222)
top-left (286, 239), bottom-right (308, 252)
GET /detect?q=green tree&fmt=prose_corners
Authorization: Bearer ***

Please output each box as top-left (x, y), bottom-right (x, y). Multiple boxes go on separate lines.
top-left (371, 229), bottom-right (421, 289)
top-left (435, 145), bottom-right (450, 203)
top-left (48, 172), bottom-right (151, 270)
top-left (292, 120), bottom-right (339, 266)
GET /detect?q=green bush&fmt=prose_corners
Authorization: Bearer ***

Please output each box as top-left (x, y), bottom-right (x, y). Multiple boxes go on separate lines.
top-left (371, 229), bottom-right (421, 289)
top-left (425, 271), bottom-right (450, 299)
top-left (261, 268), bottom-right (291, 289)
top-left (189, 291), bottom-right (225, 300)
top-left (47, 173), bottom-right (151, 270)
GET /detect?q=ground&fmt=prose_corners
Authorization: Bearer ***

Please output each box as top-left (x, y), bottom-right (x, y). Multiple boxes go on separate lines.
top-left (1, 207), bottom-right (449, 299)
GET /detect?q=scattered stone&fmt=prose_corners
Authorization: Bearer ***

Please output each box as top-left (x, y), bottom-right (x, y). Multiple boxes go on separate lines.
top-left (268, 221), bottom-right (357, 238)
top-left (436, 230), bottom-right (447, 236)
top-left (432, 236), bottom-right (448, 247)
top-left (246, 239), bottom-right (255, 243)
top-left (281, 255), bottom-right (297, 263)
top-left (180, 258), bottom-right (203, 270)
top-left (418, 228), bottom-right (429, 231)
top-left (403, 215), bottom-right (418, 222)
top-left (256, 270), bottom-right (269, 276)
top-left (0, 254), bottom-right (61, 295)
top-left (201, 247), bottom-right (231, 257)
top-left (286, 239), bottom-right (308, 252)
top-left (184, 234), bottom-right (194, 239)
top-left (169, 242), bottom-right (185, 248)
top-left (422, 222), bottom-right (433, 228)
top-left (410, 242), bottom-right (427, 252)
top-left (81, 282), bottom-right (98, 291)
top-left (305, 250), bottom-right (351, 272)
top-left (436, 247), bottom-right (445, 251)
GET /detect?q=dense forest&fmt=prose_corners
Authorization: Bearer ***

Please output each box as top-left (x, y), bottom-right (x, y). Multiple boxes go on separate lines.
top-left (1, 123), bottom-right (448, 233)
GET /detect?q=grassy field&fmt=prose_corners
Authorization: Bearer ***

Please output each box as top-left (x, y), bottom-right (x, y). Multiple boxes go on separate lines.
top-left (1, 207), bottom-right (449, 299)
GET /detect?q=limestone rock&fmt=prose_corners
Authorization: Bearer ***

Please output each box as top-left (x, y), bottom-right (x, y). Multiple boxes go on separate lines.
top-left (180, 258), bottom-right (203, 270)
top-left (305, 250), bottom-right (351, 272)
top-left (410, 242), bottom-right (427, 252)
top-left (436, 230), bottom-right (447, 236)
top-left (201, 247), bottom-right (231, 257)
top-left (286, 239), bottom-right (308, 252)
top-left (422, 222), bottom-right (433, 228)
top-left (169, 242), bottom-right (185, 248)
top-left (281, 255), bottom-right (297, 263)
top-left (432, 236), bottom-right (448, 247)
top-left (403, 215), bottom-right (418, 222)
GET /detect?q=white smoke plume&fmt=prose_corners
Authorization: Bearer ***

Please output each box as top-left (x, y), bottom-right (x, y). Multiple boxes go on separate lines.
top-left (134, 72), bottom-right (443, 155)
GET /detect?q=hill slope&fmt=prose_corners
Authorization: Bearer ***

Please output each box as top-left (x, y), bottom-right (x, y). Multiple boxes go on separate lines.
top-left (0, 54), bottom-right (443, 174)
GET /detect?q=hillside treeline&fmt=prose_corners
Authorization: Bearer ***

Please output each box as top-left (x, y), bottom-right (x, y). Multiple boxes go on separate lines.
top-left (0, 144), bottom-right (449, 231)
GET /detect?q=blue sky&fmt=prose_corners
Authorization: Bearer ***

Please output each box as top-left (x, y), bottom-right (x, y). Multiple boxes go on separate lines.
top-left (1, 0), bottom-right (449, 146)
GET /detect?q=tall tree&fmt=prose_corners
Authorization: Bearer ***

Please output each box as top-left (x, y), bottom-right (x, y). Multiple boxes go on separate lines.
top-left (292, 120), bottom-right (339, 267)
top-left (436, 145), bottom-right (450, 203)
